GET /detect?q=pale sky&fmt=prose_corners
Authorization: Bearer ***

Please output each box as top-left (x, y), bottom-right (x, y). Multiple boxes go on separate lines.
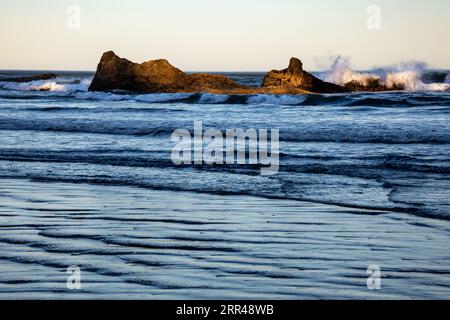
top-left (0, 0), bottom-right (449, 71)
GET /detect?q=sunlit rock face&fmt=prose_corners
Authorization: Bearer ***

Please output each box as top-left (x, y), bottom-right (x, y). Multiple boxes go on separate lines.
top-left (262, 57), bottom-right (349, 94)
top-left (88, 51), bottom-right (244, 94)
top-left (89, 52), bottom-right (348, 94)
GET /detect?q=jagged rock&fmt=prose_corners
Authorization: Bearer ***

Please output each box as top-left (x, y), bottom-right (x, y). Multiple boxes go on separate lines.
top-left (343, 77), bottom-right (405, 92)
top-left (89, 51), bottom-right (244, 93)
top-left (89, 52), bottom-right (353, 94)
top-left (0, 73), bottom-right (58, 83)
top-left (343, 78), bottom-right (389, 92)
top-left (262, 58), bottom-right (349, 93)
top-left (343, 80), bottom-right (405, 91)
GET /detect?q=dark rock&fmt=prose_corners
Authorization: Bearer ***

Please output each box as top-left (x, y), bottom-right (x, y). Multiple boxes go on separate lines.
top-left (343, 77), bottom-right (405, 92)
top-left (89, 51), bottom-right (244, 93)
top-left (344, 78), bottom-right (389, 92)
top-left (0, 73), bottom-right (58, 83)
top-left (89, 52), bottom-right (341, 95)
top-left (421, 71), bottom-right (448, 84)
top-left (261, 57), bottom-right (349, 93)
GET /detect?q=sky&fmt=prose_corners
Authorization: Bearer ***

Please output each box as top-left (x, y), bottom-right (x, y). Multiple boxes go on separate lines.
top-left (0, 0), bottom-right (449, 71)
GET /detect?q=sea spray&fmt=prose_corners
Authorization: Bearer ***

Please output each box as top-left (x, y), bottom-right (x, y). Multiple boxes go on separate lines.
top-left (326, 56), bottom-right (381, 87)
top-left (326, 56), bottom-right (450, 91)
top-left (0, 78), bottom-right (91, 92)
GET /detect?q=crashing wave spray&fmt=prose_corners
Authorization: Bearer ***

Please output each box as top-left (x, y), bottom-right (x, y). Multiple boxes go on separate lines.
top-left (326, 56), bottom-right (381, 88)
top-left (326, 56), bottom-right (450, 91)
top-left (0, 78), bottom-right (91, 93)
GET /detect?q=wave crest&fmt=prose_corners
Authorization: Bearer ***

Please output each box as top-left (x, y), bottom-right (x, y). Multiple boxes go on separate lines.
top-left (0, 78), bottom-right (91, 93)
top-left (326, 57), bottom-right (450, 91)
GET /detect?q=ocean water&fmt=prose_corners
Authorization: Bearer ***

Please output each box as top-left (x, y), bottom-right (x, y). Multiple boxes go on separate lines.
top-left (1, 69), bottom-right (450, 299)
top-left (1, 69), bottom-right (450, 220)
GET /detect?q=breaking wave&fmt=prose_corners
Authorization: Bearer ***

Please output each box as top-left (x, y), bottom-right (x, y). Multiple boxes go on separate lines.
top-left (1, 69), bottom-right (450, 222)
top-left (325, 57), bottom-right (450, 91)
top-left (0, 78), bottom-right (91, 93)
top-left (1, 90), bottom-right (449, 108)
top-left (0, 78), bottom-right (308, 105)
top-left (0, 60), bottom-right (449, 107)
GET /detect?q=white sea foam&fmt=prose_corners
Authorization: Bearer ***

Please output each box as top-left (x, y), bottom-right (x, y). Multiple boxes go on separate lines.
top-left (326, 57), bottom-right (381, 87)
top-left (387, 71), bottom-right (450, 91)
top-left (78, 92), bottom-right (307, 105)
top-left (247, 94), bottom-right (307, 105)
top-left (135, 93), bottom-right (194, 103)
top-left (0, 78), bottom-right (91, 93)
top-left (326, 57), bottom-right (450, 91)
top-left (198, 93), bottom-right (230, 104)
top-left (74, 91), bottom-right (194, 103)
top-left (74, 91), bottom-right (131, 101)
top-left (1, 65), bottom-right (449, 104)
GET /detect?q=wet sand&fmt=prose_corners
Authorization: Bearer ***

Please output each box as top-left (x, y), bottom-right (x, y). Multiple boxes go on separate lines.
top-left (0, 178), bottom-right (449, 299)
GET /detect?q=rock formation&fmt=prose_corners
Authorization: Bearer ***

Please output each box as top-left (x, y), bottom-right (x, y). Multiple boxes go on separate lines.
top-left (89, 51), bottom-right (349, 94)
top-left (261, 58), bottom-right (349, 93)
top-left (342, 78), bottom-right (404, 92)
top-left (421, 71), bottom-right (448, 84)
top-left (89, 51), bottom-right (245, 94)
top-left (0, 73), bottom-right (58, 83)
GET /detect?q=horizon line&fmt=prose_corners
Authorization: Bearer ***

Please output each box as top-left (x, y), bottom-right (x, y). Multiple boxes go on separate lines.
top-left (2, 67), bottom-right (450, 74)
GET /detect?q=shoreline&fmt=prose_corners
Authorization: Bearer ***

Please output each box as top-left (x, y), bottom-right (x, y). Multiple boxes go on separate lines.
top-left (23, 176), bottom-right (429, 220)
top-left (0, 178), bottom-right (449, 299)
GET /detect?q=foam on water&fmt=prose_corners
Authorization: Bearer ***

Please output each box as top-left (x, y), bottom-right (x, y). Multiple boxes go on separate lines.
top-left (247, 94), bottom-right (307, 105)
top-left (0, 70), bottom-right (450, 220)
top-left (1, 69), bottom-right (450, 300)
top-left (0, 78), bottom-right (91, 93)
top-left (325, 57), bottom-right (380, 88)
top-left (1, 61), bottom-right (449, 106)
top-left (74, 92), bottom-right (310, 105)
top-left (198, 93), bottom-right (230, 104)
top-left (74, 91), bottom-right (195, 103)
top-left (326, 57), bottom-right (450, 91)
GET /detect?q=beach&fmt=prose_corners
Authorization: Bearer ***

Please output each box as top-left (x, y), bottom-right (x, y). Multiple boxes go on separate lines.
top-left (2, 0), bottom-right (450, 306)
top-left (0, 178), bottom-right (449, 299)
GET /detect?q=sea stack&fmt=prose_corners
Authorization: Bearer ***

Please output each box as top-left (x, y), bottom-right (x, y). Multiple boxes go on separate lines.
top-left (0, 73), bottom-right (58, 83)
top-left (261, 57), bottom-right (349, 93)
top-left (89, 51), bottom-right (349, 94)
top-left (88, 51), bottom-right (244, 94)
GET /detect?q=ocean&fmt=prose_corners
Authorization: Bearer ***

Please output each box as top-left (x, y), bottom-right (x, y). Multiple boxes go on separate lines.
top-left (0, 68), bottom-right (449, 299)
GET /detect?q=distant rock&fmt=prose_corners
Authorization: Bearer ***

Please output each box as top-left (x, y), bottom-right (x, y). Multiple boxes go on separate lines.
top-left (343, 79), bottom-right (406, 91)
top-left (0, 73), bottom-right (58, 83)
top-left (421, 71), bottom-right (448, 84)
top-left (261, 58), bottom-right (349, 93)
top-left (343, 78), bottom-right (392, 92)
